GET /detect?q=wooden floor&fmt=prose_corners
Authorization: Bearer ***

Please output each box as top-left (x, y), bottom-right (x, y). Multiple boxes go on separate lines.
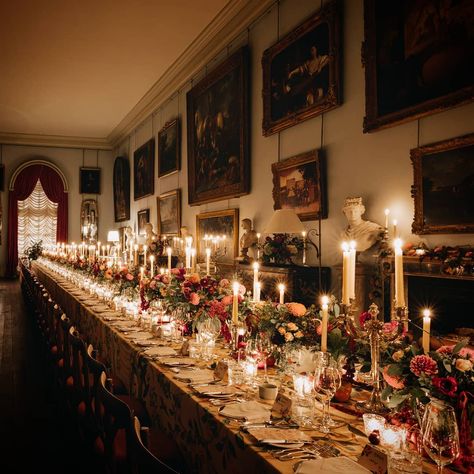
top-left (0, 279), bottom-right (91, 473)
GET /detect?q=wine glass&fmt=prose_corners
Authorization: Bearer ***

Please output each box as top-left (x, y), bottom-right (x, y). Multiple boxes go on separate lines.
top-left (313, 365), bottom-right (341, 433)
top-left (422, 400), bottom-right (460, 474)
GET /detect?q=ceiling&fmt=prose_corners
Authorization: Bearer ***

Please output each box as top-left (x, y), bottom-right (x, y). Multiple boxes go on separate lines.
top-left (0, 0), bottom-right (230, 140)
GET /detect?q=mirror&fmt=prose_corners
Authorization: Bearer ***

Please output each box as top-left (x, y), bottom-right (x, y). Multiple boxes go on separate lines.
top-left (81, 199), bottom-right (98, 243)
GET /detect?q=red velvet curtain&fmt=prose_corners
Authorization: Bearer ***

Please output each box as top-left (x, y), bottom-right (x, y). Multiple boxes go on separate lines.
top-left (7, 164), bottom-right (68, 276)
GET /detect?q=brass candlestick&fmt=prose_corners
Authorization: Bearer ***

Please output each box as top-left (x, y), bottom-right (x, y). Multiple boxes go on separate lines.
top-left (392, 303), bottom-right (409, 333)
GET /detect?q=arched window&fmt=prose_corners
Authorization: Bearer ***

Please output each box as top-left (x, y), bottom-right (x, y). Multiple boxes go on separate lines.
top-left (7, 162), bottom-right (68, 276)
top-left (18, 180), bottom-right (58, 256)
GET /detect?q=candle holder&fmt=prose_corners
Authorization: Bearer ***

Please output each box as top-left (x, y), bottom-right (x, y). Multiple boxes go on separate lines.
top-left (229, 320), bottom-right (246, 353)
top-left (392, 302), bottom-right (409, 333)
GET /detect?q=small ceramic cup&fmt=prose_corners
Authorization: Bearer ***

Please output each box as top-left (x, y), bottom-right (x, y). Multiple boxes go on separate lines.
top-left (259, 382), bottom-right (278, 401)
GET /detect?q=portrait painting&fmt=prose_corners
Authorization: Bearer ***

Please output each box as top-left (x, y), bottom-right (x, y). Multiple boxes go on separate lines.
top-left (137, 209), bottom-right (150, 236)
top-left (262, 1), bottom-right (341, 136)
top-left (113, 156), bottom-right (130, 222)
top-left (134, 138), bottom-right (155, 200)
top-left (272, 149), bottom-right (327, 221)
top-left (363, 0), bottom-right (474, 132)
top-left (196, 209), bottom-right (239, 263)
top-left (80, 167), bottom-right (101, 194)
top-left (158, 119), bottom-right (180, 177)
top-left (411, 133), bottom-right (474, 234)
top-left (187, 47), bottom-right (249, 205)
top-left (157, 189), bottom-right (181, 236)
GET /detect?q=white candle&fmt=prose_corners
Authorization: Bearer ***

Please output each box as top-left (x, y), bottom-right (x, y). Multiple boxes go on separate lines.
top-left (185, 247), bottom-right (191, 270)
top-left (394, 238), bottom-right (405, 307)
top-left (134, 244), bottom-right (138, 265)
top-left (384, 208), bottom-right (390, 230)
top-left (256, 233), bottom-right (261, 260)
top-left (140, 266), bottom-right (144, 281)
top-left (143, 245), bottom-right (148, 267)
top-left (393, 219), bottom-right (398, 239)
top-left (149, 255), bottom-right (155, 278)
top-left (205, 248), bottom-right (211, 275)
top-left (252, 261), bottom-right (259, 301)
top-left (349, 240), bottom-right (356, 301)
top-left (422, 309), bottom-right (431, 354)
top-left (232, 281), bottom-right (239, 324)
top-left (255, 282), bottom-right (261, 303)
top-left (302, 231), bottom-right (307, 265)
top-left (321, 295), bottom-right (329, 352)
top-left (278, 283), bottom-right (285, 304)
top-left (341, 242), bottom-right (350, 305)
top-left (160, 267), bottom-right (165, 275)
top-left (191, 248), bottom-right (196, 273)
top-left (167, 247), bottom-right (172, 274)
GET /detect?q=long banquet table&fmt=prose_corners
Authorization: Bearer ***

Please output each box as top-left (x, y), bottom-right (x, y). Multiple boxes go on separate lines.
top-left (30, 261), bottom-right (381, 473)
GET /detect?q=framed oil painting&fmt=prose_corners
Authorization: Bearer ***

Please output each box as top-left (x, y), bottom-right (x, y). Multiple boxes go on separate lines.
top-left (363, 0), bottom-right (474, 133)
top-left (80, 167), bottom-right (101, 194)
top-left (134, 138), bottom-right (155, 200)
top-left (196, 209), bottom-right (239, 263)
top-left (158, 119), bottom-right (180, 177)
top-left (271, 149), bottom-right (327, 221)
top-left (137, 209), bottom-right (150, 236)
top-left (157, 189), bottom-right (181, 236)
top-left (187, 47), bottom-right (249, 205)
top-left (113, 156), bottom-right (130, 222)
top-left (262, 1), bottom-right (341, 136)
top-left (411, 133), bottom-right (474, 234)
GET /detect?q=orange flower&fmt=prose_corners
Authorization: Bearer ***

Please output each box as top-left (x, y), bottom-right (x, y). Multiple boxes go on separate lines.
top-left (286, 302), bottom-right (306, 317)
top-left (188, 273), bottom-right (201, 284)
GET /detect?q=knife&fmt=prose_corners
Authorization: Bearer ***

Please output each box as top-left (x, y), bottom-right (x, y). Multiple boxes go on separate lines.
top-left (260, 439), bottom-right (308, 444)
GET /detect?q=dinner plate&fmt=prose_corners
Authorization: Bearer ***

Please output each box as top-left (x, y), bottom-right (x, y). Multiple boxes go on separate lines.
top-left (267, 442), bottom-right (305, 449)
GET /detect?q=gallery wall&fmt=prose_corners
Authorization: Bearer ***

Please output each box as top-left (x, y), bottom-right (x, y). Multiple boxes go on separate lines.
top-left (113, 0), bottom-right (474, 288)
top-left (0, 145), bottom-right (114, 275)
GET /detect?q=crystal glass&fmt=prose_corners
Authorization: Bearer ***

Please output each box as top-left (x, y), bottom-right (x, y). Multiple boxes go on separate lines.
top-left (422, 400), bottom-right (460, 473)
top-left (388, 450), bottom-right (423, 474)
top-left (313, 365), bottom-right (341, 433)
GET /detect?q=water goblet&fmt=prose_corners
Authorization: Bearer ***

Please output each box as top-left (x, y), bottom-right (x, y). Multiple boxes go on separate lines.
top-left (313, 365), bottom-right (341, 433)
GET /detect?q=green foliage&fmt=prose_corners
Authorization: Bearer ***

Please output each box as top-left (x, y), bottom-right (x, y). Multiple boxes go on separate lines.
top-left (25, 240), bottom-right (43, 260)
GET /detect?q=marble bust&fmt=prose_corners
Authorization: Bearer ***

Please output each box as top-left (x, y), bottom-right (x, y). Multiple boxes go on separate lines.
top-left (341, 197), bottom-right (383, 251)
top-left (239, 218), bottom-right (258, 259)
top-left (144, 222), bottom-right (158, 246)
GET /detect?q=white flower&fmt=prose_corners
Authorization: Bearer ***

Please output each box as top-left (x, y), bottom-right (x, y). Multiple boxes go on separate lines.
top-left (455, 358), bottom-right (473, 372)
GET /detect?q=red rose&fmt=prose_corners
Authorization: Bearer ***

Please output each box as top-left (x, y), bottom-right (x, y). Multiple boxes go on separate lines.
top-left (432, 376), bottom-right (458, 398)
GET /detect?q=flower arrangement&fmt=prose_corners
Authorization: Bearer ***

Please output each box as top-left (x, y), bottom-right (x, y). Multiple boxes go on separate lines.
top-left (381, 341), bottom-right (474, 471)
top-left (261, 233), bottom-right (303, 265)
top-left (25, 240), bottom-right (43, 260)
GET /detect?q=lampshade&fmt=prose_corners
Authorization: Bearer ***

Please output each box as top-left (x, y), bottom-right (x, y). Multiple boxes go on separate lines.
top-left (264, 209), bottom-right (305, 234)
top-left (107, 230), bottom-right (120, 243)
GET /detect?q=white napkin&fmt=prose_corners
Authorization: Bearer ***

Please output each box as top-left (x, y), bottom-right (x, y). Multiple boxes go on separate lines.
top-left (159, 357), bottom-right (195, 366)
top-left (127, 332), bottom-right (153, 341)
top-left (219, 401), bottom-right (270, 423)
top-left (295, 457), bottom-right (370, 474)
top-left (174, 369), bottom-right (214, 384)
top-left (144, 346), bottom-right (177, 357)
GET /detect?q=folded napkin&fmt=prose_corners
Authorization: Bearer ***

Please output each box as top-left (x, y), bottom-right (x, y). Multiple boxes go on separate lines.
top-left (219, 401), bottom-right (270, 423)
top-left (174, 369), bottom-right (214, 384)
top-left (144, 347), bottom-right (177, 357)
top-left (127, 332), bottom-right (154, 341)
top-left (295, 457), bottom-right (370, 474)
top-left (159, 357), bottom-right (195, 367)
top-left (91, 305), bottom-right (110, 313)
top-left (247, 427), bottom-right (311, 444)
top-left (194, 386), bottom-right (237, 397)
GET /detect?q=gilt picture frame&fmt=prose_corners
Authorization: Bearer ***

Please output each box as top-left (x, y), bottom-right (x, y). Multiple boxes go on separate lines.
top-left (262, 0), bottom-right (341, 136)
top-left (411, 133), bottom-right (474, 234)
top-left (363, 0), bottom-right (474, 133)
top-left (157, 189), bottom-right (181, 236)
top-left (187, 47), bottom-right (250, 206)
top-left (271, 149), bottom-right (327, 221)
top-left (196, 209), bottom-right (239, 263)
top-left (113, 156), bottom-right (130, 222)
top-left (134, 138), bottom-right (155, 200)
top-left (158, 118), bottom-right (180, 178)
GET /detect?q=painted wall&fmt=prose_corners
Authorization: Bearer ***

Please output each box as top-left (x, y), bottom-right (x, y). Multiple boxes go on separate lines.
top-left (113, 0), bottom-right (474, 288)
top-left (0, 145), bottom-right (114, 275)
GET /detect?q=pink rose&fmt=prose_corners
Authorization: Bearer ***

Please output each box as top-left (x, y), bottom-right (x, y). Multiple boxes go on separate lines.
top-left (190, 292), bottom-right (200, 305)
top-left (161, 275), bottom-right (169, 285)
top-left (126, 273), bottom-right (134, 281)
top-left (149, 280), bottom-right (157, 289)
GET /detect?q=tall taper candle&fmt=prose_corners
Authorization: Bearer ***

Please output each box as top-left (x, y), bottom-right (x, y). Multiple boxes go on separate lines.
top-left (256, 233), bottom-right (261, 260)
top-left (302, 231), bottom-right (307, 265)
top-left (205, 248), bottom-right (211, 275)
top-left (253, 261), bottom-right (259, 301)
top-left (393, 220), bottom-right (398, 239)
top-left (232, 281), bottom-right (239, 324)
top-left (167, 247), bottom-right (172, 274)
top-left (255, 282), bottom-right (261, 303)
top-left (349, 240), bottom-right (357, 300)
top-left (278, 283), bottom-right (285, 304)
top-left (134, 244), bottom-right (138, 265)
top-left (149, 255), bottom-right (155, 278)
top-left (394, 238), bottom-right (405, 307)
top-left (341, 242), bottom-right (350, 305)
top-left (422, 309), bottom-right (431, 354)
top-left (321, 295), bottom-right (329, 352)
top-left (384, 208), bottom-right (390, 230)
top-left (143, 245), bottom-right (148, 268)
top-left (191, 248), bottom-right (196, 273)
top-left (185, 247), bottom-right (191, 270)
